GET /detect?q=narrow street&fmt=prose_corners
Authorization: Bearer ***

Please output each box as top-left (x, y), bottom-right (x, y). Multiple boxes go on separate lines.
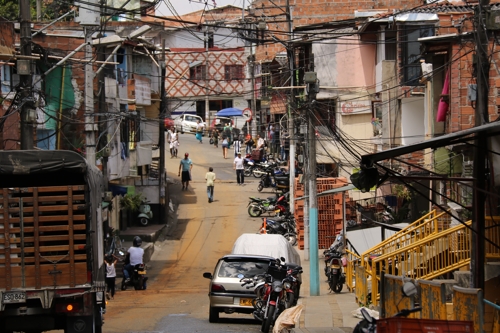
top-left (102, 133), bottom-right (270, 332)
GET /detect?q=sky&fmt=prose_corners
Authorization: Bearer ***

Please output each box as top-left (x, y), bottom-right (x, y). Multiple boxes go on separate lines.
top-left (155, 0), bottom-right (246, 16)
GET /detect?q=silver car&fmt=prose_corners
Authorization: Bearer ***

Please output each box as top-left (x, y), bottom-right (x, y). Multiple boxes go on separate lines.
top-left (203, 254), bottom-right (274, 323)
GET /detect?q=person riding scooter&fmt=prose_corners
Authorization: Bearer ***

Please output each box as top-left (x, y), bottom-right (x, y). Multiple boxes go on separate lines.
top-left (123, 236), bottom-right (144, 284)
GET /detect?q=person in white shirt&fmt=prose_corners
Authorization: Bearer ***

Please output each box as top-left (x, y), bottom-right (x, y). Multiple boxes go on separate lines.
top-left (105, 255), bottom-right (117, 300)
top-left (233, 152), bottom-right (245, 185)
top-left (123, 236), bottom-right (144, 283)
top-left (205, 167), bottom-right (216, 203)
top-left (256, 134), bottom-right (265, 150)
top-left (233, 138), bottom-right (242, 158)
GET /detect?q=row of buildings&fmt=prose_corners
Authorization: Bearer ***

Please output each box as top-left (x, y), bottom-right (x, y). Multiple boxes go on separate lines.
top-left (1, 0), bottom-right (500, 230)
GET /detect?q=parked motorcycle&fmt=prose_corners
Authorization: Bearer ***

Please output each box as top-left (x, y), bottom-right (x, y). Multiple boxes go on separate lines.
top-left (241, 258), bottom-right (300, 333)
top-left (258, 169), bottom-right (290, 192)
top-left (248, 192), bottom-right (289, 217)
top-left (323, 231), bottom-right (345, 293)
top-left (121, 263), bottom-right (148, 290)
top-left (260, 214), bottom-right (297, 246)
top-left (138, 201), bottom-right (153, 226)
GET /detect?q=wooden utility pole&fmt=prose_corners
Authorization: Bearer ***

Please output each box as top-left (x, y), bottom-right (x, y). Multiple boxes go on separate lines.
top-left (19, 0), bottom-right (34, 150)
top-left (472, 0), bottom-right (489, 290)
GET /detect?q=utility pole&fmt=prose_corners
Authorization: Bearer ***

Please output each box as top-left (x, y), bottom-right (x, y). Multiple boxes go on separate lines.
top-left (286, 0), bottom-right (295, 215)
top-left (471, 0), bottom-right (489, 290)
top-left (205, 28), bottom-right (210, 124)
top-left (305, 69), bottom-right (319, 295)
top-left (84, 26), bottom-right (96, 165)
top-left (36, 0), bottom-right (42, 21)
top-left (19, 0), bottom-right (34, 150)
top-left (76, 0), bottom-right (99, 164)
top-left (159, 40), bottom-right (167, 223)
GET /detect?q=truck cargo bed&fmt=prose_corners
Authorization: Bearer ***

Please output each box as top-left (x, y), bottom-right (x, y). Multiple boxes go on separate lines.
top-left (0, 185), bottom-right (89, 289)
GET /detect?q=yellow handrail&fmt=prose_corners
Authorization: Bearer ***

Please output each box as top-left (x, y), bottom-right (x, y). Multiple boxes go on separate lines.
top-left (369, 220), bottom-right (472, 306)
top-left (345, 248), bottom-right (360, 292)
top-left (360, 210), bottom-right (445, 271)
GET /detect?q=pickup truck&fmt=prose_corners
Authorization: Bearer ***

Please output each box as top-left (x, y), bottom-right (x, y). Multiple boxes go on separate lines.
top-left (174, 114), bottom-right (205, 135)
top-left (0, 150), bottom-right (105, 333)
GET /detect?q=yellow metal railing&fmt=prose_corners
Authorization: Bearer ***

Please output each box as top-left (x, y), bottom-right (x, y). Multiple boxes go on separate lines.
top-left (369, 221), bottom-right (472, 306)
top-left (486, 216), bottom-right (500, 259)
top-left (345, 249), bottom-right (360, 292)
top-left (360, 210), bottom-right (448, 273)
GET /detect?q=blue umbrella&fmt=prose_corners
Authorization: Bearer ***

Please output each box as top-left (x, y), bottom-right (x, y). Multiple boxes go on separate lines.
top-left (216, 107), bottom-right (243, 117)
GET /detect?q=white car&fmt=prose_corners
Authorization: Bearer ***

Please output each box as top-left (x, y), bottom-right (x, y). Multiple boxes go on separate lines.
top-left (174, 114), bottom-right (205, 134)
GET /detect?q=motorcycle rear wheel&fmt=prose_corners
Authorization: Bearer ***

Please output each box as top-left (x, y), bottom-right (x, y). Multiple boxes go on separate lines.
top-left (253, 169), bottom-right (262, 178)
top-left (284, 233), bottom-right (297, 246)
top-left (244, 167), bottom-right (252, 177)
top-left (248, 205), bottom-right (262, 217)
top-left (328, 275), bottom-right (343, 293)
top-left (257, 184), bottom-right (264, 192)
top-left (261, 304), bottom-right (275, 333)
top-left (134, 277), bottom-right (143, 290)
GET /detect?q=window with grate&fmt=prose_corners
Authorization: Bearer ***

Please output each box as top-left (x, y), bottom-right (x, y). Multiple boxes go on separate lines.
top-left (190, 65), bottom-right (206, 80)
top-left (401, 25), bottom-right (434, 86)
top-left (225, 65), bottom-right (244, 80)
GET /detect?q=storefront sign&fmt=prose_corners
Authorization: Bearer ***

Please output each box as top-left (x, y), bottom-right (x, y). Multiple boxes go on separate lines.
top-left (340, 100), bottom-right (371, 115)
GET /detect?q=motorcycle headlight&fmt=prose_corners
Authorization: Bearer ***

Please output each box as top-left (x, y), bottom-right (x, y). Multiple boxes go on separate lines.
top-left (272, 280), bottom-right (283, 293)
top-left (284, 281), bottom-right (292, 289)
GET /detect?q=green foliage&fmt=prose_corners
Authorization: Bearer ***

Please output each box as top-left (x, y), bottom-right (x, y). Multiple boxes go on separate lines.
top-left (120, 193), bottom-right (144, 212)
top-left (0, 0), bottom-right (74, 22)
top-left (0, 0), bottom-right (21, 21)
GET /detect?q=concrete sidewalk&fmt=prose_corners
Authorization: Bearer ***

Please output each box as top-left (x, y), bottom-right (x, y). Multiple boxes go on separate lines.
top-left (294, 249), bottom-right (359, 333)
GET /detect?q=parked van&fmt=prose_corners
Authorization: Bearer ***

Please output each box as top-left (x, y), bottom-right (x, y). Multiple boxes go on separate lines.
top-left (231, 233), bottom-right (301, 266)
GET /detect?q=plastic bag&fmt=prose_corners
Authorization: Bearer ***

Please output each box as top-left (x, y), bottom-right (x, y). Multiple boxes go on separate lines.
top-left (272, 304), bottom-right (304, 333)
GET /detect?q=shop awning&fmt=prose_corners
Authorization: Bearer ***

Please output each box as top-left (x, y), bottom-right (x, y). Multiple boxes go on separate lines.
top-left (360, 121), bottom-right (500, 166)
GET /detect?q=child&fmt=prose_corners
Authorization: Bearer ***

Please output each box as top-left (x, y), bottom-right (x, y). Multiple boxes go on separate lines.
top-left (105, 255), bottom-right (118, 300)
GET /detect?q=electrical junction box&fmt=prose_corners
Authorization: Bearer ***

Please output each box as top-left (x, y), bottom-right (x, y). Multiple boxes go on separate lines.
top-left (304, 72), bottom-right (317, 83)
top-left (486, 10), bottom-right (500, 30)
top-left (467, 84), bottom-right (477, 101)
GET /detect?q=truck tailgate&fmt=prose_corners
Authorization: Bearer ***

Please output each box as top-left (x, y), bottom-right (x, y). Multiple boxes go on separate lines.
top-left (0, 185), bottom-right (88, 290)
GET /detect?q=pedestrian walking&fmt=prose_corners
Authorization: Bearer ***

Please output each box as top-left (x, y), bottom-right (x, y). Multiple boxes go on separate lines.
top-left (178, 152), bottom-right (193, 190)
top-left (233, 138), bottom-right (242, 158)
top-left (105, 255), bottom-right (117, 300)
top-left (222, 136), bottom-right (229, 159)
top-left (212, 129), bottom-right (219, 148)
top-left (223, 123), bottom-right (232, 148)
top-left (233, 151), bottom-right (245, 185)
top-left (205, 167), bottom-right (216, 203)
top-left (169, 128), bottom-right (179, 158)
top-left (195, 120), bottom-right (204, 143)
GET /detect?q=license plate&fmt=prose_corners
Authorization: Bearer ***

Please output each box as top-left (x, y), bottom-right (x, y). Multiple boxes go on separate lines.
top-left (3, 291), bottom-right (26, 304)
top-left (239, 298), bottom-right (253, 306)
top-left (138, 271), bottom-right (147, 275)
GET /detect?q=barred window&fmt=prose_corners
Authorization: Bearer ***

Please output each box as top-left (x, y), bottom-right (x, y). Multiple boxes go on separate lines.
top-left (225, 65), bottom-right (244, 80)
top-left (189, 65), bottom-right (206, 80)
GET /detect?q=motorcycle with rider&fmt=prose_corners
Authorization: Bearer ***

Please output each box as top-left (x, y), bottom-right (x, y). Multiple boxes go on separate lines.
top-left (122, 236), bottom-right (148, 290)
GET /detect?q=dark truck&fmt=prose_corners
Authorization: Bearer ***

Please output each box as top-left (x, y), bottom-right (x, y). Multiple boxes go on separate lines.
top-left (0, 150), bottom-right (106, 333)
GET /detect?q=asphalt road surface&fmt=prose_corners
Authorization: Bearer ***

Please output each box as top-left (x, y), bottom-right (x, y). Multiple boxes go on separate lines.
top-left (102, 133), bottom-right (276, 333)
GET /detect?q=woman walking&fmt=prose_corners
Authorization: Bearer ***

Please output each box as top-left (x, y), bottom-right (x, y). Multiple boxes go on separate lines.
top-left (195, 120), bottom-right (204, 143)
top-left (222, 136), bottom-right (229, 159)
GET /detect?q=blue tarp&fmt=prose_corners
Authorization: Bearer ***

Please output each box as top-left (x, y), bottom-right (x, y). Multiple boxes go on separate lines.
top-left (216, 107), bottom-right (243, 117)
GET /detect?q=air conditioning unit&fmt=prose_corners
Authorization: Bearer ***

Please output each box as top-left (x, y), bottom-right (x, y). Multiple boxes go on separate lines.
top-left (103, 191), bottom-right (113, 202)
